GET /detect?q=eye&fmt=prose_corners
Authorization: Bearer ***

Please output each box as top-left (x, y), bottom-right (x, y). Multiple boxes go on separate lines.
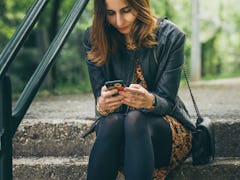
top-left (106, 10), bottom-right (115, 16)
top-left (121, 6), bottom-right (132, 13)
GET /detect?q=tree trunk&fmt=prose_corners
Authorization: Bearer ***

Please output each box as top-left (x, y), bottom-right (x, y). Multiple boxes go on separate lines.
top-left (47, 0), bottom-right (62, 90)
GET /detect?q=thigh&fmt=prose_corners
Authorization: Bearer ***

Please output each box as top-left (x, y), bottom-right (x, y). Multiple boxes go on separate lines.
top-left (124, 110), bottom-right (149, 136)
top-left (96, 113), bottom-right (125, 137)
top-left (148, 115), bottom-right (172, 168)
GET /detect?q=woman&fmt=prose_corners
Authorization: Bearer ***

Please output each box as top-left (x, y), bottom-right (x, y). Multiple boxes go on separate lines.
top-left (83, 0), bottom-right (195, 179)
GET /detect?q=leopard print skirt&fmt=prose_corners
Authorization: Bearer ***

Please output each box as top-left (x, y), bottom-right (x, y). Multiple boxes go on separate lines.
top-left (153, 115), bottom-right (192, 180)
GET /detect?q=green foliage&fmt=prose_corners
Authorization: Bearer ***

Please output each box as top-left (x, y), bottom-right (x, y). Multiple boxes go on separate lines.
top-left (1, 0), bottom-right (93, 94)
top-left (0, 0), bottom-right (35, 49)
top-left (8, 48), bottom-right (39, 93)
top-left (1, 0), bottom-right (240, 95)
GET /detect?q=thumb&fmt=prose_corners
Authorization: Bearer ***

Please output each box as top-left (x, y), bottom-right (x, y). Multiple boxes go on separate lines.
top-left (129, 84), bottom-right (141, 89)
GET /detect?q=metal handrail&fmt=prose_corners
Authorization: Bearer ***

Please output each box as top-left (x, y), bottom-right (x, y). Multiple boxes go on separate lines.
top-left (0, 0), bottom-right (49, 80)
top-left (0, 0), bottom-right (90, 179)
top-left (11, 0), bottom-right (89, 136)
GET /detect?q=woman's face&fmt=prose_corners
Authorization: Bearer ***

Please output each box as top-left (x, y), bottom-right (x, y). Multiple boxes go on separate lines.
top-left (105, 0), bottom-right (137, 35)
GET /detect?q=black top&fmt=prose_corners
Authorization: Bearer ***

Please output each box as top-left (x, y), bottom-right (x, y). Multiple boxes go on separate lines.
top-left (83, 18), bottom-right (196, 131)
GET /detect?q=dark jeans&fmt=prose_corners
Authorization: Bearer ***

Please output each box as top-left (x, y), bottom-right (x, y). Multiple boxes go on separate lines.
top-left (87, 110), bottom-right (172, 180)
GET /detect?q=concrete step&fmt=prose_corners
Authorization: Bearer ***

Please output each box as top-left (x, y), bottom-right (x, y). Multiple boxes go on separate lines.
top-left (11, 81), bottom-right (240, 179)
top-left (13, 119), bottom-right (96, 157)
top-left (13, 118), bottom-right (240, 157)
top-left (13, 156), bottom-right (89, 180)
top-left (167, 157), bottom-right (240, 180)
top-left (13, 157), bottom-right (240, 180)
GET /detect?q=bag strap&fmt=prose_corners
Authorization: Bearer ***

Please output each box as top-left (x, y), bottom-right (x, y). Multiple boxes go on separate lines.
top-left (183, 67), bottom-right (203, 125)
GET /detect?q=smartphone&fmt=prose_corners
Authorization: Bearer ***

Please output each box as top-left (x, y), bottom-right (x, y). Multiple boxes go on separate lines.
top-left (105, 80), bottom-right (125, 91)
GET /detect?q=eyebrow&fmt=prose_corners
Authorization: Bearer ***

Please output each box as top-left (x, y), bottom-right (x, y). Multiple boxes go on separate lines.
top-left (106, 5), bottom-right (131, 11)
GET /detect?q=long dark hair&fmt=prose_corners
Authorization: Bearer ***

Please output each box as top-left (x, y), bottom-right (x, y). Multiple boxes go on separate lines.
top-left (87, 0), bottom-right (157, 66)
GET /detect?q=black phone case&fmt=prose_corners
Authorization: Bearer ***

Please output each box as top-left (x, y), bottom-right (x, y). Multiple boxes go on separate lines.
top-left (105, 80), bottom-right (124, 89)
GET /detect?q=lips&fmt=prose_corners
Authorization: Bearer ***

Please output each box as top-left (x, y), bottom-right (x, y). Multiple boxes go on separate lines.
top-left (117, 27), bottom-right (127, 31)
top-left (117, 26), bottom-right (129, 33)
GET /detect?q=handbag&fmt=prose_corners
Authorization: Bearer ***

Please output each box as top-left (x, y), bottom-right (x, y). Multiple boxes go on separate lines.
top-left (183, 69), bottom-right (215, 165)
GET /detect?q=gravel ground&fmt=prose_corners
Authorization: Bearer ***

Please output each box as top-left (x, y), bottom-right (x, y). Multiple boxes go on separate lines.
top-left (21, 78), bottom-right (240, 121)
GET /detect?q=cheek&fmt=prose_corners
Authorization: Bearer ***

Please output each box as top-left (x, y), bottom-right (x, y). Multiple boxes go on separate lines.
top-left (127, 14), bottom-right (137, 24)
top-left (129, 10), bottom-right (137, 23)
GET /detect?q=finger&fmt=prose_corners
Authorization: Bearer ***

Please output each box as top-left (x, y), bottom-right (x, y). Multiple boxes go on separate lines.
top-left (119, 90), bottom-right (131, 98)
top-left (102, 85), bottom-right (108, 92)
top-left (121, 90), bottom-right (141, 100)
top-left (109, 100), bottom-right (123, 108)
top-left (124, 87), bottom-right (144, 96)
top-left (122, 100), bottom-right (141, 109)
top-left (102, 85), bottom-right (119, 95)
top-left (104, 100), bottom-right (123, 110)
top-left (122, 96), bottom-right (136, 105)
top-left (129, 84), bottom-right (142, 89)
top-left (122, 93), bottom-right (146, 108)
top-left (102, 89), bottom-right (119, 98)
top-left (106, 95), bottom-right (124, 103)
top-left (101, 86), bottom-right (110, 98)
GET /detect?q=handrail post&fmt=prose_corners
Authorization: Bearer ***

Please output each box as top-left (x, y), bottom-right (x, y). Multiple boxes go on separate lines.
top-left (0, 76), bottom-right (12, 180)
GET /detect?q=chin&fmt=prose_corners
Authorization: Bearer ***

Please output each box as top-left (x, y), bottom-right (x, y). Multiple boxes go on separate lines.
top-left (119, 29), bottom-right (130, 35)
top-left (116, 27), bottom-right (130, 35)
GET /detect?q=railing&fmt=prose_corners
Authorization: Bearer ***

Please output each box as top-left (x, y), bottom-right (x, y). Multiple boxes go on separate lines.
top-left (0, 0), bottom-right (89, 179)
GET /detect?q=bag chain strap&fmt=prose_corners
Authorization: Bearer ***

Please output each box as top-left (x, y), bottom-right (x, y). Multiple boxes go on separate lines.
top-left (183, 67), bottom-right (203, 124)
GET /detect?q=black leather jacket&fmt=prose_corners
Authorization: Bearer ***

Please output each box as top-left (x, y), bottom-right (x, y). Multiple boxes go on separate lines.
top-left (83, 18), bottom-right (196, 131)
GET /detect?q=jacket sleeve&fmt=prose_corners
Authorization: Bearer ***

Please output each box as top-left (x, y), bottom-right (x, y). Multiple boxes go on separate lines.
top-left (82, 28), bottom-right (106, 100)
top-left (146, 29), bottom-right (185, 116)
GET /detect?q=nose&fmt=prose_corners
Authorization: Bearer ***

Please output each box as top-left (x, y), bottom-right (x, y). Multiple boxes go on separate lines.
top-left (115, 13), bottom-right (124, 27)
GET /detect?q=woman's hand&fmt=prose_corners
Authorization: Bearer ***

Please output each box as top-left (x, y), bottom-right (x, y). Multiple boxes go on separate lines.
top-left (119, 84), bottom-right (154, 109)
top-left (97, 85), bottom-right (124, 112)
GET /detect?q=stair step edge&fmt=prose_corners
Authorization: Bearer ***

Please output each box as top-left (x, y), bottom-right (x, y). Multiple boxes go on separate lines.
top-left (20, 118), bottom-right (240, 125)
top-left (13, 156), bottom-right (240, 166)
top-left (20, 118), bottom-right (96, 125)
top-left (13, 156), bottom-right (89, 166)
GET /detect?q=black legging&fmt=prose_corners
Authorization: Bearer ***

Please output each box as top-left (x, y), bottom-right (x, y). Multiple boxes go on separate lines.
top-left (87, 110), bottom-right (172, 180)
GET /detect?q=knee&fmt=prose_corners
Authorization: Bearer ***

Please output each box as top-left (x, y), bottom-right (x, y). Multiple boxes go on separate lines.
top-left (124, 110), bottom-right (148, 138)
top-left (98, 113), bottom-right (124, 138)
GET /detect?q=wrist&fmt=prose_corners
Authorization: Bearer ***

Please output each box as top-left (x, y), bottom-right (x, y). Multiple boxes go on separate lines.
top-left (96, 102), bottom-right (111, 116)
top-left (146, 93), bottom-right (156, 109)
top-left (151, 94), bottom-right (157, 108)
top-left (150, 93), bottom-right (156, 109)
top-left (96, 97), bottom-right (114, 116)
